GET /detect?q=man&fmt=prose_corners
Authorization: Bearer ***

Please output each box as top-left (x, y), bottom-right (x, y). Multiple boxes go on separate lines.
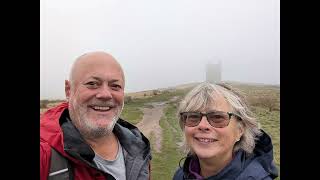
top-left (40, 51), bottom-right (151, 180)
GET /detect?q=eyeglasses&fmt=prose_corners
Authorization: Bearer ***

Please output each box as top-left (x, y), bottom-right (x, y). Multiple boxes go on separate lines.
top-left (180, 111), bottom-right (242, 128)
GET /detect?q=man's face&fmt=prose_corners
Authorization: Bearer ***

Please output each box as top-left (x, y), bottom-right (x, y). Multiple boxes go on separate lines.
top-left (66, 56), bottom-right (125, 139)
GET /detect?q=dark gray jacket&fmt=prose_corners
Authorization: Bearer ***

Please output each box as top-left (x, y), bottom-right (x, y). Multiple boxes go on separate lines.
top-left (173, 130), bottom-right (278, 180)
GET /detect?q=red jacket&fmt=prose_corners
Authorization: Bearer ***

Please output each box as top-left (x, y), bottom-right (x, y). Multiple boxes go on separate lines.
top-left (40, 102), bottom-right (151, 180)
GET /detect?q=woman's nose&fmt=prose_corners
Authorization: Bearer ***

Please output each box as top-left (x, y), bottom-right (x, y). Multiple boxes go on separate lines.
top-left (197, 116), bottom-right (211, 131)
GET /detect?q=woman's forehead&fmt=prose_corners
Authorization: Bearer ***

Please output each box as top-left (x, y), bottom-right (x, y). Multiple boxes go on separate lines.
top-left (188, 94), bottom-right (231, 112)
top-left (206, 100), bottom-right (231, 112)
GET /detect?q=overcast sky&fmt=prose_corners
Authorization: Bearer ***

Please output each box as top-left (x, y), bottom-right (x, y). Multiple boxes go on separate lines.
top-left (40, 0), bottom-right (280, 100)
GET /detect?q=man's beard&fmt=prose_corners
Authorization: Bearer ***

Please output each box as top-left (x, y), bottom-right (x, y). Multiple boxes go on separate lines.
top-left (69, 99), bottom-right (124, 139)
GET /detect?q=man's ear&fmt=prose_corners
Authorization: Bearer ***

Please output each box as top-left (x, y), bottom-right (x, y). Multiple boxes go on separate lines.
top-left (65, 80), bottom-right (71, 100)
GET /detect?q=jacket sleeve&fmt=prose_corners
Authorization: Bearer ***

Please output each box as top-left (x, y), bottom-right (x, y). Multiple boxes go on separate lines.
top-left (40, 141), bottom-right (51, 180)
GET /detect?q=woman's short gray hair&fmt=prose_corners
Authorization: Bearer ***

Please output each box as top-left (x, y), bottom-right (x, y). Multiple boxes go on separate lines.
top-left (177, 82), bottom-right (262, 154)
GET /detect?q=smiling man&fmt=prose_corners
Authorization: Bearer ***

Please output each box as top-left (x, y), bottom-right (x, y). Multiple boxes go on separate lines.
top-left (40, 51), bottom-right (151, 180)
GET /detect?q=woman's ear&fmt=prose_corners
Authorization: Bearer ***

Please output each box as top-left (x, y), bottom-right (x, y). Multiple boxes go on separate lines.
top-left (236, 123), bottom-right (244, 142)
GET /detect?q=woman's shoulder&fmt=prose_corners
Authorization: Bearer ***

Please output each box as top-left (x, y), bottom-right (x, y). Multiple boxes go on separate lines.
top-left (172, 167), bottom-right (184, 180)
top-left (237, 160), bottom-right (272, 180)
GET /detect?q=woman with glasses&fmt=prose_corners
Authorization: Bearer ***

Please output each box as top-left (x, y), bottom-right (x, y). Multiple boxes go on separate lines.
top-left (173, 82), bottom-right (278, 180)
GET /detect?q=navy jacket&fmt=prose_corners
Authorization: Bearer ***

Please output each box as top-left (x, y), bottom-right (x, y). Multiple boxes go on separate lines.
top-left (173, 130), bottom-right (278, 180)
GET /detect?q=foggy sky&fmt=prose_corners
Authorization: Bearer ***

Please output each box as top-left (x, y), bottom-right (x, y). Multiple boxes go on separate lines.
top-left (40, 0), bottom-right (280, 100)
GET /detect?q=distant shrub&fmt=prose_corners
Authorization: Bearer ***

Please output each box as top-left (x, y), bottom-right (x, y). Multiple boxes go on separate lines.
top-left (40, 100), bottom-right (49, 109)
top-left (40, 99), bottom-right (65, 109)
top-left (124, 96), bottom-right (133, 104)
top-left (50, 99), bottom-right (64, 104)
top-left (162, 90), bottom-right (170, 94)
top-left (248, 94), bottom-right (278, 112)
top-left (153, 90), bottom-right (160, 96)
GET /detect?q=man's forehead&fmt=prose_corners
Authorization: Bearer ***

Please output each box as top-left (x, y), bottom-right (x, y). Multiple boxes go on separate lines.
top-left (75, 68), bottom-right (124, 83)
top-left (73, 52), bottom-right (122, 71)
top-left (77, 57), bottom-right (120, 69)
top-left (84, 74), bottom-right (124, 82)
top-left (77, 51), bottom-right (116, 63)
top-left (71, 53), bottom-right (124, 82)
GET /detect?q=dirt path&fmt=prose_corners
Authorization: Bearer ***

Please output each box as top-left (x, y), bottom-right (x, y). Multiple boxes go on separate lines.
top-left (136, 96), bottom-right (179, 153)
top-left (136, 102), bottom-right (166, 153)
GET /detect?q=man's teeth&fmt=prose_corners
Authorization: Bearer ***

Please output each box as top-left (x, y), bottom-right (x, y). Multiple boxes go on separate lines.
top-left (198, 138), bottom-right (214, 143)
top-left (93, 106), bottom-right (111, 110)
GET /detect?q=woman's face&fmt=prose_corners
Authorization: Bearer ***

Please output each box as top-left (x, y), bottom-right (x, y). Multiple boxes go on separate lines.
top-left (184, 95), bottom-right (243, 161)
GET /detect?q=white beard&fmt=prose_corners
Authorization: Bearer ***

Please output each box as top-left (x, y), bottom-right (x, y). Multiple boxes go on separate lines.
top-left (69, 98), bottom-right (124, 139)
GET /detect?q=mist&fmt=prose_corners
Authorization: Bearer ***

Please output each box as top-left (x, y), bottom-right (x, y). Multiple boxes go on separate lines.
top-left (40, 0), bottom-right (280, 100)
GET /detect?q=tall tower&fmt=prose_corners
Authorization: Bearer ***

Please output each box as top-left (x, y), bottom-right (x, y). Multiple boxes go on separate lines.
top-left (206, 62), bottom-right (221, 83)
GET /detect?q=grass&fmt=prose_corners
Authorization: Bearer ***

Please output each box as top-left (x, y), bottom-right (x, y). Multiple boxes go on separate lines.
top-left (120, 102), bottom-right (145, 125)
top-left (131, 89), bottom-right (189, 104)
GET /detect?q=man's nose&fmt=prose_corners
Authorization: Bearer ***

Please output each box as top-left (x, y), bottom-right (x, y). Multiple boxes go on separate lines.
top-left (96, 84), bottom-right (112, 99)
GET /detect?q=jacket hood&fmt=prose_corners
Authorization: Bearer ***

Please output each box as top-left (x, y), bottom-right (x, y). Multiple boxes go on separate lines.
top-left (250, 129), bottom-right (278, 179)
top-left (113, 119), bottom-right (151, 159)
top-left (40, 102), bottom-right (68, 155)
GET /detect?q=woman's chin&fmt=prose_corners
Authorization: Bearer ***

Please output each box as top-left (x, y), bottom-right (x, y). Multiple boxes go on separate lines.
top-left (192, 149), bottom-right (218, 159)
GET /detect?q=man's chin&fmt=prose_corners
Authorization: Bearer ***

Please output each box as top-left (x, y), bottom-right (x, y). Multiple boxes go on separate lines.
top-left (92, 118), bottom-right (118, 130)
top-left (80, 115), bottom-right (120, 136)
top-left (84, 123), bottom-right (116, 138)
top-left (89, 116), bottom-right (118, 123)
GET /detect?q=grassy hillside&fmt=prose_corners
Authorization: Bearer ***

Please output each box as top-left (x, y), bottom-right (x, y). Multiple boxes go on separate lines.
top-left (40, 82), bottom-right (280, 179)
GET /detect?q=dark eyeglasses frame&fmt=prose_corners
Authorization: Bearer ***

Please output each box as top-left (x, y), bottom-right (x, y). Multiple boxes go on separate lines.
top-left (179, 111), bottom-right (242, 128)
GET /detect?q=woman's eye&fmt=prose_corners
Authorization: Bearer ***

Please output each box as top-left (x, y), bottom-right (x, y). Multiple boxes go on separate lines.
top-left (189, 115), bottom-right (199, 119)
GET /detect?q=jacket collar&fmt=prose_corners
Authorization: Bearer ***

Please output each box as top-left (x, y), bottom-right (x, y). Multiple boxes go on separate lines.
top-left (183, 151), bottom-right (245, 180)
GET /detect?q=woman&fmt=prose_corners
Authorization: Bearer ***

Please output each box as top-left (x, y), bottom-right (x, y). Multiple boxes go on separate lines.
top-left (173, 82), bottom-right (278, 180)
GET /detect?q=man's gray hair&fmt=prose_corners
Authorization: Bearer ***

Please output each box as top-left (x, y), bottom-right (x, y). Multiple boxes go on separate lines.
top-left (177, 82), bottom-right (262, 154)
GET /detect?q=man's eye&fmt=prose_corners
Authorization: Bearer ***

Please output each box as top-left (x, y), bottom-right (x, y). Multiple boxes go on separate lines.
top-left (87, 82), bottom-right (95, 85)
top-left (85, 82), bottom-right (99, 88)
top-left (111, 84), bottom-right (122, 90)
